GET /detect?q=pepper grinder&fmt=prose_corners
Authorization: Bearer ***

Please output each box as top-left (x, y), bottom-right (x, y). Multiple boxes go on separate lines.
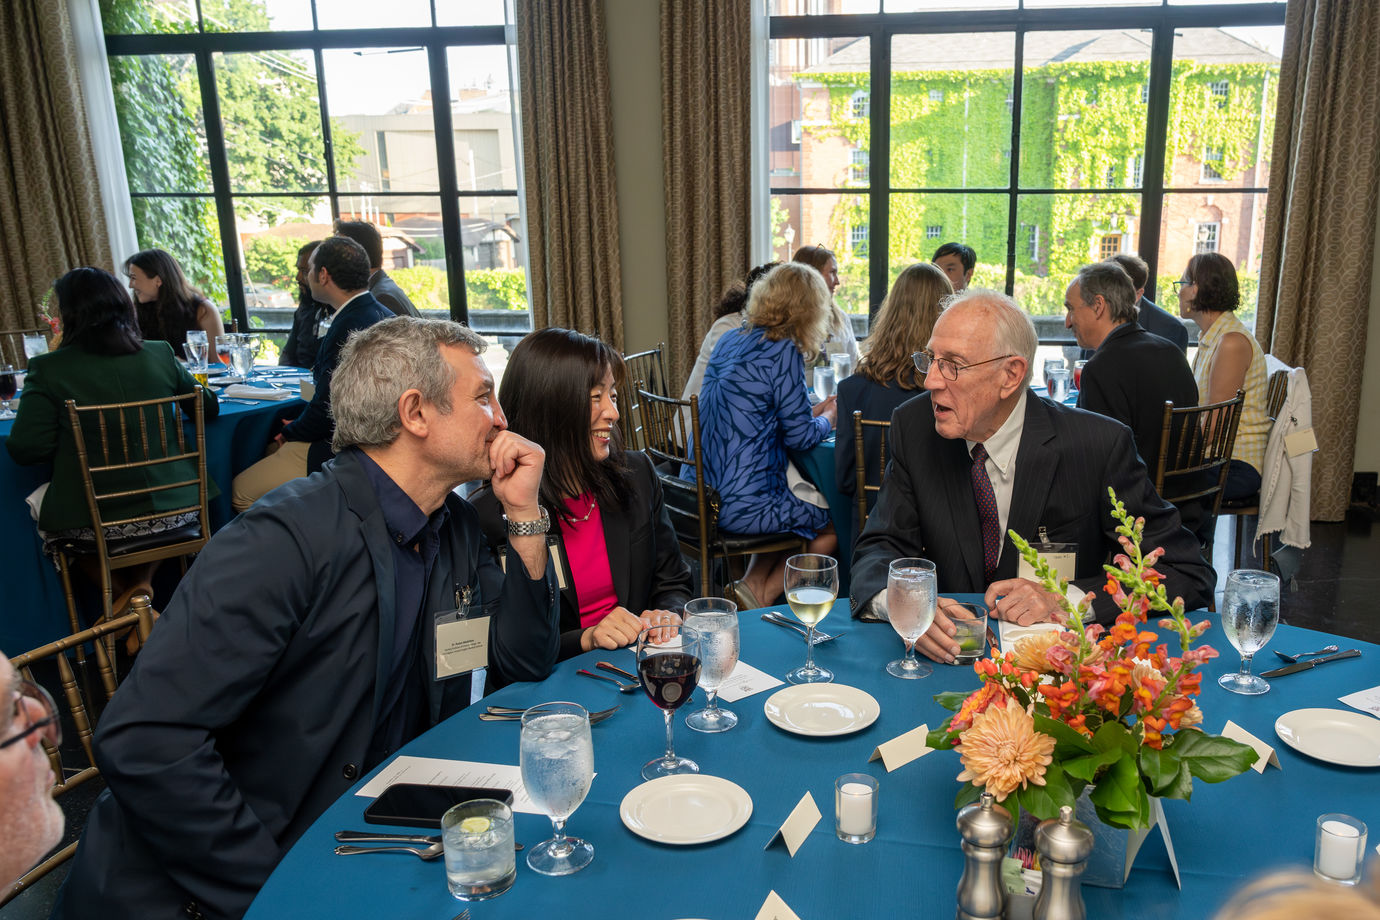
top-left (1032, 805), bottom-right (1094, 920)
top-left (955, 791), bottom-right (1013, 920)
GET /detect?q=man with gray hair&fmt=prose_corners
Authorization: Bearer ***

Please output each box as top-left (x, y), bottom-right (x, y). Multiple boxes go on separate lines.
top-left (55, 317), bottom-right (560, 920)
top-left (850, 289), bottom-right (1212, 657)
top-left (1066, 262), bottom-right (1198, 473)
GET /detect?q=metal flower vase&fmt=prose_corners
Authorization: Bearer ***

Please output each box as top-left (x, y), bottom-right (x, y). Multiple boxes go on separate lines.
top-left (1073, 789), bottom-right (1181, 890)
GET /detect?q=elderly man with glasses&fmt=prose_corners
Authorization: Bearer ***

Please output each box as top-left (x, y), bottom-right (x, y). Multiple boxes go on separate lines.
top-left (849, 289), bottom-right (1213, 662)
top-left (0, 653), bottom-right (64, 889)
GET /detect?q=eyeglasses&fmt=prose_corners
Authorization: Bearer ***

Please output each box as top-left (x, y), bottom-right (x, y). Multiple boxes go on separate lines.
top-left (0, 679), bottom-right (61, 751)
top-left (912, 350), bottom-right (1015, 381)
top-left (1172, 279), bottom-right (1192, 292)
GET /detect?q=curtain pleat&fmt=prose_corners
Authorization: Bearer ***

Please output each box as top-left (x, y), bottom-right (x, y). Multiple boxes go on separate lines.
top-left (0, 0), bottom-right (111, 330)
top-left (660, 0), bottom-right (751, 390)
top-left (516, 0), bottom-right (624, 349)
top-left (1256, 0), bottom-right (1380, 520)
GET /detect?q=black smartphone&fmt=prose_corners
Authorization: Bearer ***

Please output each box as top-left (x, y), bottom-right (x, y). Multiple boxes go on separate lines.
top-left (363, 783), bottom-right (515, 829)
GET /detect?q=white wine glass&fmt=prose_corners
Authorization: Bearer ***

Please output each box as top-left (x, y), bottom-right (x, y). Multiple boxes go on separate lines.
top-left (637, 624), bottom-right (702, 779)
top-left (683, 598), bottom-right (739, 733)
top-left (885, 558), bottom-right (936, 679)
top-left (1218, 569), bottom-right (1280, 695)
top-left (784, 554), bottom-right (838, 684)
top-left (519, 701), bottom-right (595, 876)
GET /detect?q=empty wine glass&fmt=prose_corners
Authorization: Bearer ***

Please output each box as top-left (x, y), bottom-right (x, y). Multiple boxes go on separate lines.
top-left (885, 558), bottom-right (937, 679)
top-left (1219, 569), bottom-right (1281, 695)
top-left (637, 624), bottom-right (702, 779)
top-left (519, 701), bottom-right (595, 876)
top-left (784, 554), bottom-right (839, 684)
top-left (683, 598), bottom-right (739, 733)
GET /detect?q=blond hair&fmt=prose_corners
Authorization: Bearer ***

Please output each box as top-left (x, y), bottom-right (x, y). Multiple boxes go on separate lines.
top-left (1213, 870), bottom-right (1380, 920)
top-left (860, 262), bottom-right (952, 389)
top-left (746, 262), bottom-right (832, 357)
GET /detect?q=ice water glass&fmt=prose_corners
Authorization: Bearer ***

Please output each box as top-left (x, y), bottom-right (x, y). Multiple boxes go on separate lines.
top-left (22, 333), bottom-right (48, 360)
top-left (519, 702), bottom-right (595, 875)
top-left (813, 365), bottom-right (836, 401)
top-left (1218, 569), bottom-right (1280, 695)
top-left (442, 798), bottom-right (515, 900)
top-left (1046, 366), bottom-right (1071, 402)
top-left (230, 343), bottom-right (254, 380)
top-left (638, 625), bottom-right (703, 779)
top-left (683, 598), bottom-right (739, 733)
top-left (830, 352), bottom-right (853, 383)
top-left (1043, 358), bottom-right (1065, 389)
top-left (784, 554), bottom-right (838, 684)
top-left (885, 558), bottom-right (936, 678)
top-left (949, 602), bottom-right (989, 665)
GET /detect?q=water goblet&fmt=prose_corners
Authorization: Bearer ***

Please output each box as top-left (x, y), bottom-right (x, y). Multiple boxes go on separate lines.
top-left (22, 333), bottom-right (48, 361)
top-left (1218, 568), bottom-right (1280, 695)
top-left (784, 554), bottom-right (839, 684)
top-left (230, 343), bottom-right (254, 381)
top-left (1043, 357), bottom-right (1065, 391)
top-left (813, 365), bottom-right (836, 401)
top-left (519, 701), bottom-right (595, 876)
top-left (683, 598), bottom-right (739, 733)
top-left (885, 558), bottom-right (936, 678)
top-left (1046, 366), bottom-right (1071, 402)
top-left (637, 624), bottom-right (702, 779)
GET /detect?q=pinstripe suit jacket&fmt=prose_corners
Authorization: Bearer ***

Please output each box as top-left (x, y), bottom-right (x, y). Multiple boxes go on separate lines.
top-left (849, 391), bottom-right (1214, 624)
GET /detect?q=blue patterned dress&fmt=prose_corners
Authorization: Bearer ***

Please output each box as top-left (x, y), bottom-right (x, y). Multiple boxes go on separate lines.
top-left (687, 325), bottom-right (831, 537)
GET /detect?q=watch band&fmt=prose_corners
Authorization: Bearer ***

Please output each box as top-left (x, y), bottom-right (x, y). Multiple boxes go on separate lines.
top-left (504, 507), bottom-right (550, 537)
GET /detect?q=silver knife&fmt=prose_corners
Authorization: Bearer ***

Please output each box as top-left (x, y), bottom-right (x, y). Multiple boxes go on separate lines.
top-left (335, 830), bottom-right (440, 845)
top-left (1259, 649), bottom-right (1360, 678)
top-left (760, 612), bottom-right (835, 645)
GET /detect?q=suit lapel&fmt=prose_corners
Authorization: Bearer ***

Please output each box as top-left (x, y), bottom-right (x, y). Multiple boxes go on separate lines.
top-left (602, 501), bottom-right (632, 606)
top-left (936, 433), bottom-right (986, 589)
top-left (1003, 396), bottom-right (1060, 578)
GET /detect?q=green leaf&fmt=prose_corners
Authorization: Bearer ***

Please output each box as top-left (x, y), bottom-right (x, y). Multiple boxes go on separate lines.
top-left (1091, 720), bottom-right (1137, 756)
top-left (927, 726), bottom-right (959, 751)
top-left (934, 690), bottom-right (971, 712)
top-left (1013, 762), bottom-right (1077, 821)
top-left (1063, 747), bottom-right (1124, 783)
top-left (1170, 730), bottom-right (1260, 783)
top-left (954, 782), bottom-right (984, 810)
top-left (1032, 714), bottom-right (1097, 754)
top-left (1088, 755), bottom-right (1151, 828)
top-left (1139, 746), bottom-right (1194, 800)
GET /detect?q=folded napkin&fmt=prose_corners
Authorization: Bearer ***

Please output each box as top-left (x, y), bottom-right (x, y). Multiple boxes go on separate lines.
top-left (785, 460), bottom-right (830, 509)
top-left (221, 384), bottom-right (296, 401)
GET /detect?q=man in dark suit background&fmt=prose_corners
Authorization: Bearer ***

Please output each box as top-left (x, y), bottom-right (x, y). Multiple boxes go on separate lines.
top-left (849, 290), bottom-right (1212, 662)
top-left (278, 240), bottom-right (326, 369)
top-left (1077, 253), bottom-right (1189, 355)
top-left (335, 219), bottom-right (422, 318)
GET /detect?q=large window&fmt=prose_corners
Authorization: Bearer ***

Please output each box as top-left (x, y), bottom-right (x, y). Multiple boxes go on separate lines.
top-left (103, 0), bottom-right (527, 346)
top-left (765, 1), bottom-right (1285, 340)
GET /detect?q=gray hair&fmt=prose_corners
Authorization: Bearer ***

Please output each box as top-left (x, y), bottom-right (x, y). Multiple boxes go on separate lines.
top-left (1076, 262), bottom-right (1139, 325)
top-left (944, 288), bottom-right (1038, 388)
top-left (331, 316), bottom-right (488, 452)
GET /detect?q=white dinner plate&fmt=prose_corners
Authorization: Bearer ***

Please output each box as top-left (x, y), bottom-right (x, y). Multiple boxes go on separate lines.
top-left (1274, 708), bottom-right (1380, 768)
top-left (619, 775), bottom-right (752, 845)
top-left (762, 684), bottom-right (880, 737)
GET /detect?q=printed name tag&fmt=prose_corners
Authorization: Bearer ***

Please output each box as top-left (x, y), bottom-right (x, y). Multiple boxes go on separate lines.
top-left (1284, 428), bottom-right (1317, 458)
top-left (435, 614), bottom-right (490, 680)
top-left (1017, 541), bottom-right (1076, 583)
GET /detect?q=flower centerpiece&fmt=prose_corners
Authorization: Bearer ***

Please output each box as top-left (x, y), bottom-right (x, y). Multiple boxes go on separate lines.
top-left (926, 488), bottom-right (1258, 831)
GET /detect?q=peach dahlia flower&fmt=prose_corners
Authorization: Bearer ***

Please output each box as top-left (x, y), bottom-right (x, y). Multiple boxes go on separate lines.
top-left (955, 702), bottom-right (1056, 801)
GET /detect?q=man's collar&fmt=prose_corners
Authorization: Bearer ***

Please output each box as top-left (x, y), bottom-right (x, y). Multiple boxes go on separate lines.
top-left (332, 290), bottom-right (370, 314)
top-left (967, 388), bottom-right (1027, 480)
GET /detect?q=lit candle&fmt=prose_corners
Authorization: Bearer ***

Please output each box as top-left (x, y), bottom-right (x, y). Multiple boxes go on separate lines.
top-left (1317, 819), bottom-right (1361, 880)
top-left (838, 783), bottom-right (874, 836)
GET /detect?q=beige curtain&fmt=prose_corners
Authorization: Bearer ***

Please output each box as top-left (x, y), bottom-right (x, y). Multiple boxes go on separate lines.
top-left (516, 0), bottom-right (624, 348)
top-left (1255, 0), bottom-right (1380, 520)
top-left (0, 0), bottom-right (111, 331)
top-left (660, 0), bottom-right (751, 390)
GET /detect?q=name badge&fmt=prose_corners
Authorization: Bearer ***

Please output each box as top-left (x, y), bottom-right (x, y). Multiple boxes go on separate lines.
top-left (434, 586), bottom-right (489, 680)
top-left (1017, 530), bottom-right (1077, 584)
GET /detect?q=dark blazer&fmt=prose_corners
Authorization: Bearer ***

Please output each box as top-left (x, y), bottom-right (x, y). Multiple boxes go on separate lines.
top-left (281, 291), bottom-right (392, 471)
top-left (6, 341), bottom-right (220, 531)
top-left (472, 451), bottom-right (693, 660)
top-left (278, 294), bottom-right (326, 369)
top-left (849, 393), bottom-right (1213, 625)
top-left (53, 449), bottom-right (559, 920)
top-left (369, 269), bottom-right (421, 317)
top-left (834, 373), bottom-right (921, 538)
top-left (1077, 321), bottom-right (1198, 468)
top-left (1080, 297), bottom-right (1188, 359)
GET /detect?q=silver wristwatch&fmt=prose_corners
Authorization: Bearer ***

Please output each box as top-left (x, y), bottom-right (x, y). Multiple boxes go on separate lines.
top-left (503, 507), bottom-right (550, 537)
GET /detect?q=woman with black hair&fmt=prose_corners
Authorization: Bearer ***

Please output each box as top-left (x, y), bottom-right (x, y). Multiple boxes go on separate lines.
top-left (472, 328), bottom-right (692, 659)
top-left (124, 248), bottom-right (225, 355)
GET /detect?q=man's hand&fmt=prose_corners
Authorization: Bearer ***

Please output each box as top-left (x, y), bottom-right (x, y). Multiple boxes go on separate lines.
top-left (984, 578), bottom-right (1064, 626)
top-left (910, 597), bottom-right (969, 663)
top-left (580, 607), bottom-right (646, 652)
top-left (489, 431), bottom-right (545, 517)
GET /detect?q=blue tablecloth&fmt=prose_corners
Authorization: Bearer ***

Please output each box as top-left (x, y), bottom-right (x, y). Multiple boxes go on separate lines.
top-left (1, 389), bottom-right (303, 655)
top-left (248, 599), bottom-right (1379, 919)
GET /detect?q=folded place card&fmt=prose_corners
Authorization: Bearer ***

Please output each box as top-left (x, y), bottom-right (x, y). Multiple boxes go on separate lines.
top-left (869, 723), bottom-right (933, 772)
top-left (716, 660), bottom-right (785, 703)
top-left (1339, 685), bottom-right (1380, 719)
top-left (754, 890), bottom-right (802, 920)
top-left (765, 792), bottom-right (821, 857)
top-left (1285, 428), bottom-right (1318, 457)
top-left (1221, 720), bottom-right (1280, 773)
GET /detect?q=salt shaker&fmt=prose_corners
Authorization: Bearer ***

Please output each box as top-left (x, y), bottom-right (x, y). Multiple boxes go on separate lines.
top-left (1032, 805), bottom-right (1093, 920)
top-left (956, 791), bottom-right (1013, 920)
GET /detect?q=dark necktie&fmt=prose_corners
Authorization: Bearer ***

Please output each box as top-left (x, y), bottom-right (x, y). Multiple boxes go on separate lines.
top-left (970, 443), bottom-right (1000, 584)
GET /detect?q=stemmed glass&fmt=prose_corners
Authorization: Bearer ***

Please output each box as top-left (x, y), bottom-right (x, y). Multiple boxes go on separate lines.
top-left (519, 701), bottom-right (595, 876)
top-left (784, 554), bottom-right (839, 684)
top-left (0, 364), bottom-right (17, 419)
top-left (885, 558), bottom-right (937, 679)
top-left (1218, 569), bottom-right (1281, 695)
top-left (683, 598), bottom-right (739, 733)
top-left (637, 624), bottom-right (702, 779)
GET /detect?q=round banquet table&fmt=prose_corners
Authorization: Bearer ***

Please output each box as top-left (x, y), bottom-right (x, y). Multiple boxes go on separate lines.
top-left (247, 596), bottom-right (1379, 920)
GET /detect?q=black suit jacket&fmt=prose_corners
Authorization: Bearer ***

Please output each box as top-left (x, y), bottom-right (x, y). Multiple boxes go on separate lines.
top-left (369, 269), bottom-right (421, 317)
top-left (849, 393), bottom-right (1213, 624)
top-left (472, 451), bottom-right (693, 659)
top-left (834, 373), bottom-right (922, 538)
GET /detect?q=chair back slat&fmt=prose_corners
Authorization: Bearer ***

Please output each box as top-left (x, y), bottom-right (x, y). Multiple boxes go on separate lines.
top-left (1154, 390), bottom-right (1244, 515)
top-left (623, 344), bottom-right (669, 452)
top-left (1265, 368), bottom-right (1289, 420)
top-left (852, 411), bottom-right (892, 536)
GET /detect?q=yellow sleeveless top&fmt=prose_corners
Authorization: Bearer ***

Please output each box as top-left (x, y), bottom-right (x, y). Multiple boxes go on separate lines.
top-left (1193, 311), bottom-right (1268, 474)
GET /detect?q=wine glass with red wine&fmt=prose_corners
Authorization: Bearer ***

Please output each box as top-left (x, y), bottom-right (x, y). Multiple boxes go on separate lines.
top-left (636, 624), bottom-right (702, 781)
top-left (0, 364), bottom-right (16, 418)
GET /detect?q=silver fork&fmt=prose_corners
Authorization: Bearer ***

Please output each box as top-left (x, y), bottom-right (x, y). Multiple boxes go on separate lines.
top-left (1274, 643), bottom-right (1339, 663)
top-left (479, 704), bottom-right (621, 723)
top-left (334, 842), bottom-right (444, 860)
top-left (576, 668), bottom-right (640, 692)
top-left (452, 910), bottom-right (472, 920)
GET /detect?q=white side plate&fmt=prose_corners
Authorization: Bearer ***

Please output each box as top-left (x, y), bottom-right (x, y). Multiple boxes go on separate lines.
top-left (1274, 708), bottom-right (1380, 768)
top-left (619, 775), bottom-right (753, 845)
top-left (763, 684), bottom-right (880, 737)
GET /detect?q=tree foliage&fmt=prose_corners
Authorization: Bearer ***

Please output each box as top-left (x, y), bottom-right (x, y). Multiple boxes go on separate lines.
top-left (244, 235), bottom-right (310, 288)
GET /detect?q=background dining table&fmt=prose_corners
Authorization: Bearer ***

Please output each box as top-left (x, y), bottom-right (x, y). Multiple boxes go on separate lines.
top-left (247, 596), bottom-right (1378, 920)
top-left (0, 384), bottom-right (304, 655)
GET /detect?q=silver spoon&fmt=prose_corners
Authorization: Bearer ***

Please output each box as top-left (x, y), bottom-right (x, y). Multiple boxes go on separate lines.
top-left (576, 668), bottom-right (640, 693)
top-left (334, 842), bottom-right (444, 860)
top-left (1274, 644), bottom-right (1339, 663)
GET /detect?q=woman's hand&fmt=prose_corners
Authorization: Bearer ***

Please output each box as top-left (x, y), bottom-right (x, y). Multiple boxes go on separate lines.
top-left (638, 608), bottom-right (682, 645)
top-left (580, 607), bottom-right (646, 652)
top-left (812, 395), bottom-right (838, 428)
